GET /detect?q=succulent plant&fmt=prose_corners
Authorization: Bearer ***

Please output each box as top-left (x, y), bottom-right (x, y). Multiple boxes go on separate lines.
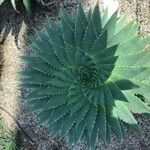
top-left (0, 0), bottom-right (59, 14)
top-left (0, 118), bottom-right (19, 150)
top-left (21, 3), bottom-right (150, 149)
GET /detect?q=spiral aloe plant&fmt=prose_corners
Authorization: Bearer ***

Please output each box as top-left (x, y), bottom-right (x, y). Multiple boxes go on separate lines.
top-left (21, 3), bottom-right (150, 149)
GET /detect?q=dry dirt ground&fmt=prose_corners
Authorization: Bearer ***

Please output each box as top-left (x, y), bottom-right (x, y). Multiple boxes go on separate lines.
top-left (0, 0), bottom-right (150, 150)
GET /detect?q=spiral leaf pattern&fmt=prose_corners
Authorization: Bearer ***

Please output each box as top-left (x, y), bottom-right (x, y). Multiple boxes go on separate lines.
top-left (21, 4), bottom-right (150, 149)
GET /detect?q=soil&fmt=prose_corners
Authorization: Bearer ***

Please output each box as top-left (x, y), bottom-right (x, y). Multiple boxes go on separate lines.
top-left (0, 0), bottom-right (150, 150)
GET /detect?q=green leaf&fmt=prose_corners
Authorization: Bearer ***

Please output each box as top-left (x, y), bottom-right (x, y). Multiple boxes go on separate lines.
top-left (106, 123), bottom-right (111, 143)
top-left (11, 0), bottom-right (17, 11)
top-left (0, 0), bottom-right (5, 5)
top-left (20, 69), bottom-right (41, 78)
top-left (115, 15), bottom-right (128, 34)
top-left (96, 56), bottom-right (118, 65)
top-left (104, 12), bottom-right (117, 40)
top-left (70, 101), bottom-right (84, 116)
top-left (110, 75), bottom-right (139, 90)
top-left (115, 51), bottom-right (149, 67)
top-left (61, 9), bottom-right (75, 46)
top-left (112, 67), bottom-right (147, 79)
top-left (51, 118), bottom-right (62, 137)
top-left (108, 21), bottom-right (139, 47)
top-left (123, 91), bottom-right (150, 114)
top-left (21, 56), bottom-right (55, 76)
top-left (43, 95), bottom-right (67, 110)
top-left (90, 31), bottom-right (107, 56)
top-left (115, 36), bottom-right (140, 56)
top-left (83, 87), bottom-right (105, 108)
top-left (107, 107), bottom-right (123, 138)
top-left (115, 101), bottom-right (139, 130)
top-left (78, 4), bottom-right (88, 27)
top-left (48, 104), bottom-right (70, 125)
top-left (46, 22), bottom-right (64, 48)
top-left (23, 0), bottom-right (32, 14)
top-left (22, 74), bottom-right (51, 86)
top-left (97, 108), bottom-right (106, 141)
top-left (135, 36), bottom-right (150, 52)
top-left (101, 8), bottom-right (109, 28)
top-left (104, 84), bottom-right (114, 108)
top-left (94, 44), bottom-right (118, 60)
top-left (136, 51), bottom-right (150, 67)
top-left (39, 86), bottom-right (67, 96)
top-left (75, 7), bottom-right (86, 48)
top-left (61, 113), bottom-right (75, 135)
top-left (75, 48), bottom-right (93, 67)
top-left (29, 98), bottom-right (49, 112)
top-left (75, 103), bottom-right (90, 127)
top-left (52, 44), bottom-right (69, 67)
top-left (109, 83), bottom-right (128, 102)
top-left (82, 16), bottom-right (97, 53)
top-left (68, 125), bottom-right (75, 146)
top-left (84, 105), bottom-right (97, 137)
top-left (74, 122), bottom-right (85, 145)
top-left (37, 110), bottom-right (52, 125)
top-left (25, 88), bottom-right (50, 101)
top-left (92, 3), bottom-right (102, 35)
top-left (68, 85), bottom-right (83, 104)
top-left (74, 121), bottom-right (85, 145)
top-left (89, 124), bottom-right (98, 150)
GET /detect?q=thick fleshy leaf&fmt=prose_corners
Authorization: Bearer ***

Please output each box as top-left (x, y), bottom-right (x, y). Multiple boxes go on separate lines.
top-left (75, 102), bottom-right (90, 127)
top-left (78, 4), bottom-right (88, 27)
top-left (51, 118), bottom-right (63, 137)
top-left (115, 51), bottom-right (149, 67)
top-left (84, 105), bottom-right (97, 136)
top-left (11, 0), bottom-right (17, 11)
top-left (82, 17), bottom-right (97, 53)
top-left (74, 121), bottom-right (85, 145)
top-left (104, 12), bottom-right (117, 40)
top-left (115, 101), bottom-right (139, 130)
top-left (0, 0), bottom-right (5, 5)
top-left (89, 125), bottom-right (98, 150)
top-left (92, 3), bottom-right (102, 35)
top-left (21, 56), bottom-right (55, 76)
top-left (108, 21), bottom-right (139, 47)
top-left (61, 113), bottom-right (76, 135)
top-left (90, 31), bottom-right (107, 56)
top-left (37, 110), bottom-right (52, 125)
top-left (23, 0), bottom-right (33, 14)
top-left (123, 91), bottom-right (150, 114)
top-left (43, 94), bottom-right (67, 110)
top-left (94, 44), bottom-right (118, 60)
top-left (61, 9), bottom-right (75, 46)
top-left (48, 104), bottom-right (70, 125)
top-left (97, 108), bottom-right (106, 141)
top-left (115, 15), bottom-right (128, 34)
top-left (107, 107), bottom-right (123, 138)
top-left (109, 83), bottom-right (128, 102)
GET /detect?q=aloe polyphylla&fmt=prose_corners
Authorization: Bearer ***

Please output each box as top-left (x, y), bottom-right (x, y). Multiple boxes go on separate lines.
top-left (21, 3), bottom-right (150, 149)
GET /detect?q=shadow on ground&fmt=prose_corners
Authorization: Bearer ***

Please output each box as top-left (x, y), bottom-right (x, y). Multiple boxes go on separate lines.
top-left (0, 0), bottom-right (67, 149)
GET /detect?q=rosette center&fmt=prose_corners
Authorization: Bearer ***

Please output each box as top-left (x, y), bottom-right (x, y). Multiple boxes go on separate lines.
top-left (76, 66), bottom-right (98, 87)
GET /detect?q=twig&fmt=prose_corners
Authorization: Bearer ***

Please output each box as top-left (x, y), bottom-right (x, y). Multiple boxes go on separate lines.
top-left (0, 106), bottom-right (36, 144)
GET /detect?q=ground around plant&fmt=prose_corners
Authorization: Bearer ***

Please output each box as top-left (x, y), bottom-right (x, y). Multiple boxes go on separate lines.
top-left (0, 0), bottom-right (150, 149)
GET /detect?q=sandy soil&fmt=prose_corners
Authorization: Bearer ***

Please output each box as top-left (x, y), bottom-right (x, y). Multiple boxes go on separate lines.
top-left (0, 0), bottom-right (150, 149)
